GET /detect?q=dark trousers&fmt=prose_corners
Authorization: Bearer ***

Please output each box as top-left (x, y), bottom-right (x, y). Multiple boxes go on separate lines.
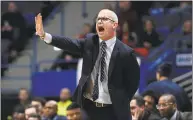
top-left (83, 98), bottom-right (117, 120)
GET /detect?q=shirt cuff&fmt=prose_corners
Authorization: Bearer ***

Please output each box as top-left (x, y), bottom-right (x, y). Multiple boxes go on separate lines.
top-left (44, 33), bottom-right (52, 44)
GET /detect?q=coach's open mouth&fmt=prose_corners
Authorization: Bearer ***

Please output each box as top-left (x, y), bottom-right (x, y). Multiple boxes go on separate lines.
top-left (98, 26), bottom-right (105, 32)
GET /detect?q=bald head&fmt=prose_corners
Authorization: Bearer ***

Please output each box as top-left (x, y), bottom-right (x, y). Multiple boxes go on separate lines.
top-left (96, 9), bottom-right (119, 40)
top-left (98, 9), bottom-right (118, 23)
top-left (46, 100), bottom-right (57, 107)
top-left (44, 100), bottom-right (57, 118)
top-left (60, 88), bottom-right (71, 102)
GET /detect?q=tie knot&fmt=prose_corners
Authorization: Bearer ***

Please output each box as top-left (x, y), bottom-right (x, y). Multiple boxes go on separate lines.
top-left (101, 41), bottom-right (107, 48)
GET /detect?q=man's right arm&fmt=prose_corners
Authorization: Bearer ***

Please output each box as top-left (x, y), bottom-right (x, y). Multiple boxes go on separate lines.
top-left (44, 33), bottom-right (85, 57)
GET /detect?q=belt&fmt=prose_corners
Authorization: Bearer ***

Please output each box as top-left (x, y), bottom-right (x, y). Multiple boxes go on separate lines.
top-left (85, 98), bottom-right (111, 108)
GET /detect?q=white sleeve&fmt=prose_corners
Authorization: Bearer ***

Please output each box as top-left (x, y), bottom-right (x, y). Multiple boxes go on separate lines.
top-left (44, 33), bottom-right (52, 44)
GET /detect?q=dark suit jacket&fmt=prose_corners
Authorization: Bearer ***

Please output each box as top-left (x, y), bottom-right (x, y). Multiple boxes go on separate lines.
top-left (47, 33), bottom-right (140, 120)
top-left (142, 80), bottom-right (192, 112)
top-left (161, 111), bottom-right (192, 120)
top-left (140, 110), bottom-right (161, 120)
top-left (175, 111), bottom-right (192, 120)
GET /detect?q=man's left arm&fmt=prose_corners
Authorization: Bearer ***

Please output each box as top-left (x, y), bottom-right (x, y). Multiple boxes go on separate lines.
top-left (123, 51), bottom-right (140, 99)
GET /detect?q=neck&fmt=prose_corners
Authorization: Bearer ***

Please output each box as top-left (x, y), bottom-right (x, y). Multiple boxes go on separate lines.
top-left (159, 76), bottom-right (168, 81)
top-left (20, 100), bottom-right (27, 104)
top-left (60, 99), bottom-right (68, 102)
top-left (167, 110), bottom-right (176, 119)
top-left (101, 35), bottom-right (116, 41)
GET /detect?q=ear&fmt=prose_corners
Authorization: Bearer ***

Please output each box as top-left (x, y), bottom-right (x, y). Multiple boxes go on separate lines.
top-left (113, 22), bottom-right (118, 30)
top-left (173, 104), bottom-right (177, 109)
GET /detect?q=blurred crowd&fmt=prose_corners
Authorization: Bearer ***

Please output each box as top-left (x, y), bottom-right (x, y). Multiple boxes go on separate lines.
top-left (9, 63), bottom-right (192, 120)
top-left (1, 1), bottom-right (60, 76)
top-left (50, 1), bottom-right (192, 71)
top-left (1, 1), bottom-right (192, 73)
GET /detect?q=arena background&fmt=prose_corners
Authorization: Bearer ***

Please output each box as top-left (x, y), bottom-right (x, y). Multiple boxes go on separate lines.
top-left (1, 1), bottom-right (192, 120)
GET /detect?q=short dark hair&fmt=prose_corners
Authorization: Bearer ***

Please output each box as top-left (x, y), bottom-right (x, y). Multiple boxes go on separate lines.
top-left (157, 63), bottom-right (172, 77)
top-left (160, 94), bottom-right (177, 104)
top-left (67, 102), bottom-right (80, 110)
top-left (142, 90), bottom-right (158, 104)
top-left (132, 95), bottom-right (145, 107)
top-left (32, 97), bottom-right (46, 106)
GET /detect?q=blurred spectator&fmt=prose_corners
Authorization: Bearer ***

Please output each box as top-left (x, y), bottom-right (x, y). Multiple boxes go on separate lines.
top-left (1, 2), bottom-right (27, 59)
top-left (12, 105), bottom-right (25, 120)
top-left (42, 100), bottom-right (67, 120)
top-left (182, 19), bottom-right (192, 36)
top-left (121, 21), bottom-right (138, 48)
top-left (139, 19), bottom-right (161, 49)
top-left (14, 88), bottom-right (31, 111)
top-left (130, 95), bottom-right (161, 120)
top-left (167, 19), bottom-right (192, 51)
top-left (117, 1), bottom-right (138, 39)
top-left (31, 97), bottom-right (46, 116)
top-left (66, 102), bottom-right (89, 120)
top-left (25, 105), bottom-right (38, 120)
top-left (143, 63), bottom-right (192, 112)
top-left (41, 1), bottom-right (55, 20)
top-left (176, 19), bottom-right (192, 50)
top-left (57, 88), bottom-right (72, 116)
top-left (76, 23), bottom-right (92, 39)
top-left (170, 1), bottom-right (192, 13)
top-left (142, 90), bottom-right (159, 114)
top-left (157, 94), bottom-right (192, 120)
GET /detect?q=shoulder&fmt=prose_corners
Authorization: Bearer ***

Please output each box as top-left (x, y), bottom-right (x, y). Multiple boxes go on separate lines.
top-left (117, 40), bottom-right (134, 56)
top-left (180, 111), bottom-right (192, 119)
top-left (84, 33), bottom-right (98, 45)
top-left (118, 40), bottom-right (133, 51)
top-left (85, 33), bottom-right (98, 41)
top-left (149, 113), bottom-right (162, 120)
top-left (146, 81), bottom-right (160, 89)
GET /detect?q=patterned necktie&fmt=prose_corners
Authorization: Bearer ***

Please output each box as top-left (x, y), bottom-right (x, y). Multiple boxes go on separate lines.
top-left (92, 41), bottom-right (107, 101)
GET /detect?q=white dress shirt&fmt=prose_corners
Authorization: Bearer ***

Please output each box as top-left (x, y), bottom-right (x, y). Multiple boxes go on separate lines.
top-left (43, 33), bottom-right (116, 104)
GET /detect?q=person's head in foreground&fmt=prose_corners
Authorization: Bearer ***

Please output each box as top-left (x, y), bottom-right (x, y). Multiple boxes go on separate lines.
top-left (43, 100), bottom-right (58, 118)
top-left (25, 105), bottom-right (37, 120)
top-left (96, 9), bottom-right (118, 40)
top-left (12, 106), bottom-right (25, 120)
top-left (156, 94), bottom-right (177, 119)
top-left (130, 95), bottom-right (145, 120)
top-left (31, 97), bottom-right (46, 115)
top-left (28, 114), bottom-right (41, 120)
top-left (66, 102), bottom-right (85, 120)
top-left (142, 90), bottom-right (158, 112)
top-left (156, 63), bottom-right (172, 81)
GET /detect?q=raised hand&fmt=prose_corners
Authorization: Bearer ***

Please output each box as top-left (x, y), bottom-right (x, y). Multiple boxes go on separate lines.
top-left (35, 13), bottom-right (45, 37)
top-left (132, 108), bottom-right (143, 120)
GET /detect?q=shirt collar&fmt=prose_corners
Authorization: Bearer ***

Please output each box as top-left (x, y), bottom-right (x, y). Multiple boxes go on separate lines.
top-left (170, 110), bottom-right (178, 120)
top-left (99, 36), bottom-right (116, 48)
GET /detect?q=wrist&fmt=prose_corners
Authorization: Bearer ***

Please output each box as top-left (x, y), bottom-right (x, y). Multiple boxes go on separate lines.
top-left (40, 32), bottom-right (45, 40)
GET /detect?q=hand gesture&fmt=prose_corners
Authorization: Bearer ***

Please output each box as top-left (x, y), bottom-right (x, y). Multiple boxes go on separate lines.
top-left (132, 108), bottom-right (143, 120)
top-left (35, 13), bottom-right (45, 37)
